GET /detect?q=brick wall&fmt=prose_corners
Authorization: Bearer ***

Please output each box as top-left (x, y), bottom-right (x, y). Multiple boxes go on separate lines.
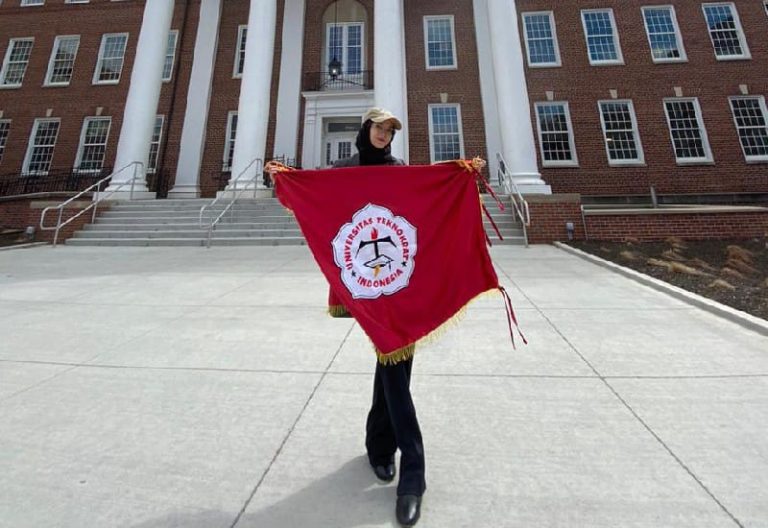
top-left (527, 194), bottom-right (585, 244)
top-left (0, 1), bottom-right (198, 188)
top-left (517, 0), bottom-right (768, 196)
top-left (0, 194), bottom-right (108, 244)
top-left (585, 210), bottom-right (768, 242)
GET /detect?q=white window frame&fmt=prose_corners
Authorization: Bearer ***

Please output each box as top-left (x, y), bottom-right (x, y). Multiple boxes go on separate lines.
top-left (663, 98), bottom-right (714, 165)
top-left (23, 118), bottom-right (61, 175)
top-left (223, 111), bottom-right (238, 171)
top-left (428, 104), bottom-right (465, 163)
top-left (521, 11), bottom-right (562, 68)
top-left (75, 116), bottom-right (112, 173)
top-left (0, 37), bottom-right (35, 88)
top-left (423, 15), bottom-right (458, 70)
top-left (701, 3), bottom-right (751, 60)
top-left (764, 1), bottom-right (768, 17)
top-left (729, 96), bottom-right (768, 163)
top-left (21, 0), bottom-right (44, 5)
top-left (534, 101), bottom-right (579, 167)
top-left (44, 35), bottom-right (80, 87)
top-left (93, 32), bottom-right (129, 85)
top-left (65, 0), bottom-right (90, 3)
top-left (147, 115), bottom-right (165, 173)
top-left (0, 119), bottom-right (11, 165)
top-left (598, 100), bottom-right (645, 166)
top-left (581, 8), bottom-right (624, 66)
top-left (162, 30), bottom-right (178, 82)
top-left (233, 25), bottom-right (247, 79)
top-left (641, 5), bottom-right (687, 63)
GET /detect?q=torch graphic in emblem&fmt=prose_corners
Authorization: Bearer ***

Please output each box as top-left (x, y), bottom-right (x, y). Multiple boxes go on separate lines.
top-left (357, 227), bottom-right (396, 278)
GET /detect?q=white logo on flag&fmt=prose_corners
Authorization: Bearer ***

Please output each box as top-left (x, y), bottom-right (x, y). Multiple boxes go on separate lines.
top-left (332, 203), bottom-right (418, 299)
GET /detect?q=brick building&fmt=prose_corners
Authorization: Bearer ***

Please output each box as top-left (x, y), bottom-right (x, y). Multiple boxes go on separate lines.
top-left (0, 0), bottom-right (766, 202)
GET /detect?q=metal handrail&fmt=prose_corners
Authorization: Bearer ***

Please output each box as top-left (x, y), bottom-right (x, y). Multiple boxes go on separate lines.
top-left (40, 162), bottom-right (144, 247)
top-left (199, 157), bottom-right (262, 248)
top-left (496, 152), bottom-right (530, 247)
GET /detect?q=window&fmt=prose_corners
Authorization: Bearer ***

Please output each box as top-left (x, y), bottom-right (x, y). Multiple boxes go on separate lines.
top-left (223, 111), bottom-right (238, 171)
top-left (233, 25), bottom-right (247, 78)
top-left (24, 119), bottom-right (60, 175)
top-left (663, 99), bottom-right (713, 163)
top-left (0, 120), bottom-right (10, 164)
top-left (65, 0), bottom-right (90, 3)
top-left (428, 104), bottom-right (464, 163)
top-left (93, 33), bottom-right (128, 84)
top-left (598, 100), bottom-right (644, 165)
top-left (75, 117), bottom-right (111, 172)
top-left (764, 1), bottom-right (768, 17)
top-left (326, 22), bottom-right (364, 86)
top-left (534, 102), bottom-right (578, 166)
top-left (163, 31), bottom-right (178, 82)
top-left (45, 35), bottom-right (80, 86)
top-left (729, 97), bottom-right (768, 162)
top-left (21, 0), bottom-right (44, 5)
top-left (1, 38), bottom-right (34, 87)
top-left (642, 6), bottom-right (686, 62)
top-left (581, 9), bottom-right (623, 65)
top-left (424, 16), bottom-right (457, 70)
top-left (702, 3), bottom-right (750, 59)
top-left (147, 115), bottom-right (165, 173)
top-left (522, 12), bottom-right (561, 67)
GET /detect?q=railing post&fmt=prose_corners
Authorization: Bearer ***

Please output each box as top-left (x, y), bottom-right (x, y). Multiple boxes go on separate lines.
top-left (53, 207), bottom-right (63, 248)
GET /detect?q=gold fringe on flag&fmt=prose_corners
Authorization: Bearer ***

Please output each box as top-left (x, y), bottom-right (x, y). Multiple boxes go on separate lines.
top-left (374, 288), bottom-right (502, 365)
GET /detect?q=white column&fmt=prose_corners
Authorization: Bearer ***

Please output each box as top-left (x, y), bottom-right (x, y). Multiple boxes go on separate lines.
top-left (109, 0), bottom-right (175, 198)
top-left (374, 0), bottom-right (408, 161)
top-left (273, 0), bottom-right (305, 163)
top-left (229, 0), bottom-right (276, 192)
top-left (487, 0), bottom-right (551, 194)
top-left (169, 0), bottom-right (223, 198)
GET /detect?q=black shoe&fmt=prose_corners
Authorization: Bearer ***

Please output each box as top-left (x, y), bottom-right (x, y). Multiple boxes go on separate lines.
top-left (371, 461), bottom-right (396, 482)
top-left (396, 494), bottom-right (422, 526)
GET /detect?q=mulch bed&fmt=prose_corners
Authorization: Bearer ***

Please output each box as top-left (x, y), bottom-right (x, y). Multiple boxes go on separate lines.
top-left (568, 237), bottom-right (768, 321)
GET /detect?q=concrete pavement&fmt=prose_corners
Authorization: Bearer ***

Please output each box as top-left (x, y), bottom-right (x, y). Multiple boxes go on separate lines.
top-left (0, 245), bottom-right (766, 528)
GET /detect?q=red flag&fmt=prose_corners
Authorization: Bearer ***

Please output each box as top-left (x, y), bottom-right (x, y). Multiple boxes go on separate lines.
top-left (275, 163), bottom-right (512, 364)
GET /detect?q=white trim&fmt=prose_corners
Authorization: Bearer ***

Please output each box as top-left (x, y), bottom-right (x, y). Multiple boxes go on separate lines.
top-left (597, 99), bottom-right (645, 166)
top-left (427, 103), bottom-right (465, 163)
top-left (534, 101), bottom-right (579, 167)
top-left (0, 119), bottom-right (11, 165)
top-left (581, 8), bottom-right (624, 66)
top-left (44, 35), bottom-right (80, 87)
top-left (423, 15), bottom-right (458, 70)
top-left (93, 32), bottom-right (129, 85)
top-left (162, 30), bottom-right (179, 82)
top-left (728, 95), bottom-right (768, 163)
top-left (233, 24), bottom-right (247, 79)
top-left (0, 37), bottom-right (35, 88)
top-left (74, 116), bottom-right (112, 173)
top-left (701, 2), bottom-right (751, 60)
top-left (325, 21), bottom-right (366, 74)
top-left (521, 11), bottom-right (562, 68)
top-left (641, 5), bottom-right (687, 63)
top-left (663, 97), bottom-right (714, 165)
top-left (23, 118), bottom-right (61, 175)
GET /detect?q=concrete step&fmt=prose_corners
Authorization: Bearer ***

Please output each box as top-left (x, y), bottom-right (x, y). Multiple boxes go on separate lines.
top-left (83, 222), bottom-right (300, 231)
top-left (73, 229), bottom-right (305, 239)
top-left (65, 237), bottom-right (307, 247)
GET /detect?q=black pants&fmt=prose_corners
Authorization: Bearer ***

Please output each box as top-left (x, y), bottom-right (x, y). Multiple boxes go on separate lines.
top-left (365, 357), bottom-right (426, 496)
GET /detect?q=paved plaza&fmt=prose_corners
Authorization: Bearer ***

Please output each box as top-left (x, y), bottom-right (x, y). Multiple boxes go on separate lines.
top-left (0, 244), bottom-right (766, 528)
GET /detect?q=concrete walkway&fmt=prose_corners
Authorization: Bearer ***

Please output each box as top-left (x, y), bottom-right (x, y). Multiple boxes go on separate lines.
top-left (0, 245), bottom-right (766, 528)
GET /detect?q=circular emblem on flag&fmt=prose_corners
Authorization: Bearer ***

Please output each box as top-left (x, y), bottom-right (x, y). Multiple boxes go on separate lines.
top-left (332, 203), bottom-right (418, 299)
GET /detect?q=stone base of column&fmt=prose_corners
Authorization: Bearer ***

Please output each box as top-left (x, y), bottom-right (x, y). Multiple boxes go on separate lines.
top-left (511, 173), bottom-right (552, 195)
top-left (167, 184), bottom-right (201, 198)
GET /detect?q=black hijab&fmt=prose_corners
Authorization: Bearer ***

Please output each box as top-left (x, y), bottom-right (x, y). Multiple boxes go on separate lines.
top-left (355, 120), bottom-right (398, 166)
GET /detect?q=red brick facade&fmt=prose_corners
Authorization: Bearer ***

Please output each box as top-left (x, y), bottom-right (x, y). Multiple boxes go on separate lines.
top-left (0, 0), bottom-right (766, 238)
top-left (518, 0), bottom-right (768, 197)
top-left (0, 194), bottom-right (109, 243)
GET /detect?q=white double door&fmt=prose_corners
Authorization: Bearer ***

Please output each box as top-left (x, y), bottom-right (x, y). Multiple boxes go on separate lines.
top-left (325, 132), bottom-right (356, 167)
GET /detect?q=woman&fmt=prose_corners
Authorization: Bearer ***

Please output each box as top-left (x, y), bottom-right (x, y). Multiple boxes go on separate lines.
top-left (332, 107), bottom-right (425, 527)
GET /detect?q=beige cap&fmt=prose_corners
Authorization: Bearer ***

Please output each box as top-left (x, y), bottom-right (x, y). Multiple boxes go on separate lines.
top-left (362, 107), bottom-right (402, 130)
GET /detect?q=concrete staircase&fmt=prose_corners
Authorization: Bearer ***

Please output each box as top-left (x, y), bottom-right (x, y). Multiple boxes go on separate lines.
top-left (66, 193), bottom-right (525, 246)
